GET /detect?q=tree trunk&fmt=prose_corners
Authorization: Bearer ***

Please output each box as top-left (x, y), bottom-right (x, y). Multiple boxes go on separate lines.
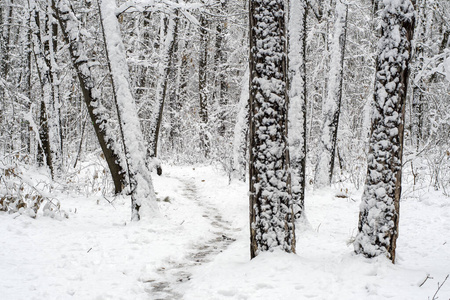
top-left (198, 11), bottom-right (209, 157)
top-left (354, 0), bottom-right (415, 264)
top-left (148, 10), bottom-right (179, 159)
top-left (214, 0), bottom-right (228, 136)
top-left (52, 0), bottom-right (126, 194)
top-left (30, 4), bottom-right (56, 178)
top-left (21, 3), bottom-right (33, 154)
top-left (249, 0), bottom-right (295, 259)
top-left (99, 0), bottom-right (159, 221)
top-left (232, 68), bottom-right (249, 182)
top-left (288, 0), bottom-right (308, 220)
top-left (314, 0), bottom-right (348, 188)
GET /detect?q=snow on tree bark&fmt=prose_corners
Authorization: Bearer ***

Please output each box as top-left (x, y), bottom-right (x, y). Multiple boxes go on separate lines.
top-left (198, 10), bottom-right (209, 157)
top-left (52, 0), bottom-right (126, 194)
top-left (214, 0), bottom-right (228, 136)
top-left (314, 0), bottom-right (348, 188)
top-left (249, 0), bottom-right (295, 258)
top-left (288, 0), bottom-right (308, 219)
top-left (99, 0), bottom-right (159, 221)
top-left (354, 0), bottom-right (415, 263)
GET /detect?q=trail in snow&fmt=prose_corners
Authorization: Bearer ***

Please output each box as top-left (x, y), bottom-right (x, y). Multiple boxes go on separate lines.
top-left (147, 176), bottom-right (237, 299)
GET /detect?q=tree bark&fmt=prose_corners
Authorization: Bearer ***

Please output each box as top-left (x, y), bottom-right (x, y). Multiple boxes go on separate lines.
top-left (99, 0), bottom-right (159, 220)
top-left (214, 0), bottom-right (228, 136)
top-left (354, 0), bottom-right (415, 263)
top-left (249, 0), bottom-right (295, 258)
top-left (52, 0), bottom-right (126, 193)
top-left (198, 11), bottom-right (209, 157)
top-left (288, 0), bottom-right (308, 220)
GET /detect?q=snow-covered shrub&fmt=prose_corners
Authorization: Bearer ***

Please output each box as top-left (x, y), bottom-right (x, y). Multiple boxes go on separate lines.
top-left (0, 160), bottom-right (66, 219)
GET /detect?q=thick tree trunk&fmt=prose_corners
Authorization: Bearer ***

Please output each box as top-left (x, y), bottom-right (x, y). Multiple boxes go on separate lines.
top-left (52, 0), bottom-right (126, 194)
top-left (99, 0), bottom-right (159, 221)
top-left (314, 0), bottom-right (348, 188)
top-left (249, 0), bottom-right (295, 259)
top-left (288, 0), bottom-right (308, 220)
top-left (354, 0), bottom-right (415, 263)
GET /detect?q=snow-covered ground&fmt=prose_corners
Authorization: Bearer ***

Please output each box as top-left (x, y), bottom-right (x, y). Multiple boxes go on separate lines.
top-left (1, 164), bottom-right (449, 299)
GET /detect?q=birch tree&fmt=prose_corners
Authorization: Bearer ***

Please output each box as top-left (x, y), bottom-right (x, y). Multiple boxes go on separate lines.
top-left (249, 0), bottom-right (295, 258)
top-left (354, 0), bottom-right (415, 263)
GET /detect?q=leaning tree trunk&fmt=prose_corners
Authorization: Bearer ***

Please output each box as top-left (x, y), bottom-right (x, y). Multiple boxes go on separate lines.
top-left (354, 0), bottom-right (415, 264)
top-left (249, 0), bottom-right (295, 259)
top-left (288, 0), bottom-right (308, 220)
top-left (52, 0), bottom-right (126, 194)
top-left (314, 0), bottom-right (348, 188)
top-left (99, 0), bottom-right (159, 221)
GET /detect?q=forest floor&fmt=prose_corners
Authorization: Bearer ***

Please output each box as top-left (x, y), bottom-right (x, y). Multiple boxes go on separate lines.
top-left (1, 163), bottom-right (449, 299)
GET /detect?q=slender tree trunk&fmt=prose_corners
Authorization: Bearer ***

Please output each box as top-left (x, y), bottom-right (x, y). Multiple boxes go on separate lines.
top-left (198, 11), bottom-right (209, 157)
top-left (1, 0), bottom-right (13, 79)
top-left (52, 0), bottom-right (126, 194)
top-left (148, 10), bottom-right (179, 159)
top-left (214, 0), bottom-right (228, 136)
top-left (232, 68), bottom-right (249, 182)
top-left (314, 0), bottom-right (348, 188)
top-left (249, 0), bottom-right (295, 259)
top-left (21, 3), bottom-right (33, 154)
top-left (169, 20), bottom-right (190, 157)
top-left (354, 0), bottom-right (415, 264)
top-left (37, 101), bottom-right (52, 170)
top-left (288, 0), bottom-right (308, 220)
top-left (31, 4), bottom-right (55, 176)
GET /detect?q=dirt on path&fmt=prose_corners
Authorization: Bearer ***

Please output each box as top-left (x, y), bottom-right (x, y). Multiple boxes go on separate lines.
top-left (146, 176), bottom-right (237, 299)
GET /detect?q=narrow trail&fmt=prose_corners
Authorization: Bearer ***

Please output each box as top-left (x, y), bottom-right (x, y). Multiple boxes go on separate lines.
top-left (146, 176), bottom-right (238, 300)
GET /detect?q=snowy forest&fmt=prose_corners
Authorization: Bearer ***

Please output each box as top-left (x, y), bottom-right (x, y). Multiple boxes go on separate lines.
top-left (1, 0), bottom-right (449, 299)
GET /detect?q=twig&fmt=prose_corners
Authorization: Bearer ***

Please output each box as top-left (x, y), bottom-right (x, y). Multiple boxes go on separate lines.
top-left (419, 274), bottom-right (432, 287)
top-left (102, 196), bottom-right (116, 208)
top-left (431, 274), bottom-right (449, 300)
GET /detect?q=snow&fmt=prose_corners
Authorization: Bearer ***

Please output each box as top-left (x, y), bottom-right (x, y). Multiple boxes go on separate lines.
top-left (1, 164), bottom-right (449, 299)
top-left (443, 55), bottom-right (450, 82)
